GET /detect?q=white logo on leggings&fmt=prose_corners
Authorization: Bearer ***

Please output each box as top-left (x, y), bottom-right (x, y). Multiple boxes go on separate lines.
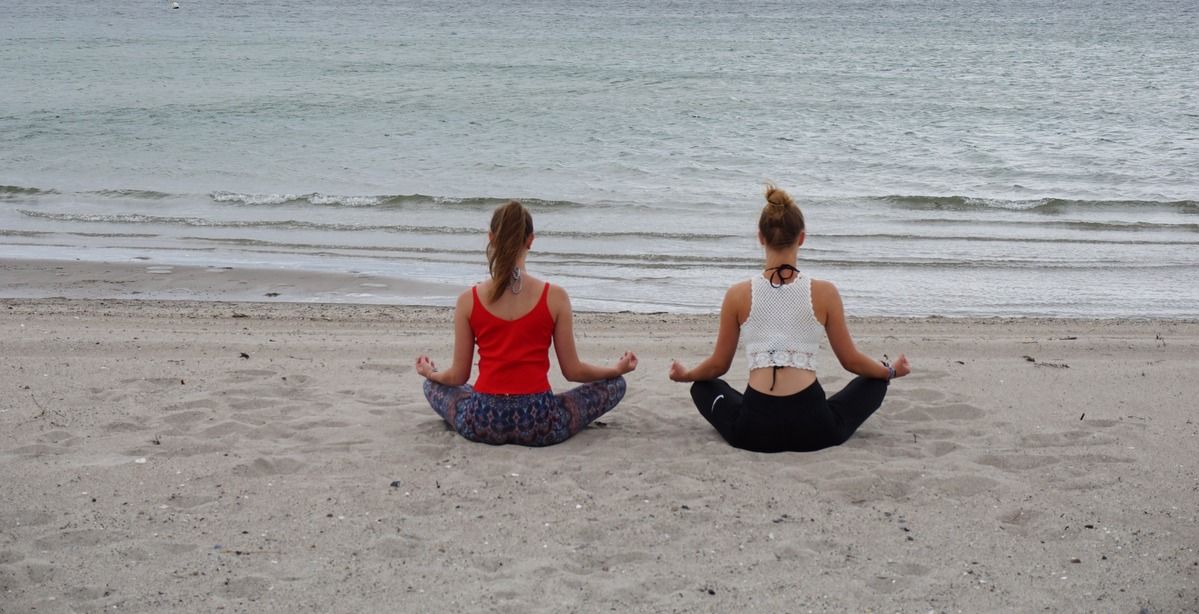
top-left (711, 394), bottom-right (724, 413)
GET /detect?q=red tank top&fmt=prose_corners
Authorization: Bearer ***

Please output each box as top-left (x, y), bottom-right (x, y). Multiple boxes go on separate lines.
top-left (470, 282), bottom-right (554, 394)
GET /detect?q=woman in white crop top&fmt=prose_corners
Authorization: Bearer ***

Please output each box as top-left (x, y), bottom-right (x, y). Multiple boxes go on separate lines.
top-left (668, 185), bottom-right (911, 452)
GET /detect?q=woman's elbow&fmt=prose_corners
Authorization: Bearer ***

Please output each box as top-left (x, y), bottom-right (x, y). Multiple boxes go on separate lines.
top-left (715, 360), bottom-right (733, 378)
top-left (700, 359), bottom-right (732, 381)
top-left (559, 364), bottom-right (585, 383)
top-left (444, 368), bottom-right (471, 387)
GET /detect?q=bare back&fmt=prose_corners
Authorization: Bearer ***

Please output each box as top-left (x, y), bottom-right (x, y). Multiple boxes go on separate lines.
top-left (474, 278), bottom-right (550, 321)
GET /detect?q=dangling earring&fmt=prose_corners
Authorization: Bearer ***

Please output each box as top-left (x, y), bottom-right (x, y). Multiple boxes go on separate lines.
top-left (510, 266), bottom-right (523, 295)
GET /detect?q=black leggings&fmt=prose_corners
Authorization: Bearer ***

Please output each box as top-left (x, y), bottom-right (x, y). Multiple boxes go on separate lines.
top-left (689, 377), bottom-right (888, 452)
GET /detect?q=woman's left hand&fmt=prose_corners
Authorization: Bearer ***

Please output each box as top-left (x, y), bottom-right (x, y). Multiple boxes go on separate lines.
top-left (414, 355), bottom-right (437, 379)
top-left (668, 360), bottom-right (690, 382)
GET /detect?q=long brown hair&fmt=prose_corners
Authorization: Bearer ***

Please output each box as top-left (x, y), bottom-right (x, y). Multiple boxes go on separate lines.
top-left (487, 200), bottom-right (534, 302)
top-left (758, 184), bottom-right (805, 249)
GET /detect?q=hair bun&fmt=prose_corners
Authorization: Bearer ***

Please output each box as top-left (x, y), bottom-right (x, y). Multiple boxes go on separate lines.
top-left (764, 184), bottom-right (794, 209)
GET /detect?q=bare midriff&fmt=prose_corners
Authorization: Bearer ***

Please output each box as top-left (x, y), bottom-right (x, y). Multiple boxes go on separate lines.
top-left (747, 366), bottom-right (817, 396)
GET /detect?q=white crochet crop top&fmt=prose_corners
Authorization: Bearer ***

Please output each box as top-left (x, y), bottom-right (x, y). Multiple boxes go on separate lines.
top-left (741, 273), bottom-right (824, 372)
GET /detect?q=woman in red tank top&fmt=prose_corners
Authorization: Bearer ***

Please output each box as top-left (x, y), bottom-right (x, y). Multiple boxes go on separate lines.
top-left (414, 201), bottom-right (638, 446)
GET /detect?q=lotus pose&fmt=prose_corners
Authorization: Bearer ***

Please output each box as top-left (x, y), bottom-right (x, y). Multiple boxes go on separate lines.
top-left (669, 185), bottom-right (911, 452)
top-left (416, 201), bottom-right (637, 446)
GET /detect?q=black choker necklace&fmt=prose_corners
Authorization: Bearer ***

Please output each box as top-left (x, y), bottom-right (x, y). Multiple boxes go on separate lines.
top-left (764, 264), bottom-right (799, 288)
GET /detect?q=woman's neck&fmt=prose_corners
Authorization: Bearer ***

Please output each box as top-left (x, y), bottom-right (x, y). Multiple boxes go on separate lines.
top-left (763, 249), bottom-right (798, 271)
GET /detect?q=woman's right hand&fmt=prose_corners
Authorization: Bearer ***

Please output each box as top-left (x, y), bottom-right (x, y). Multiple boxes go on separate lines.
top-left (414, 355), bottom-right (437, 379)
top-left (891, 353), bottom-right (911, 379)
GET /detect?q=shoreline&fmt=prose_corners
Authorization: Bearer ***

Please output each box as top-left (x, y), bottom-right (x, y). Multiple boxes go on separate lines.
top-left (4, 296), bottom-right (1198, 328)
top-left (4, 257), bottom-right (1196, 322)
top-left (0, 257), bottom-right (462, 308)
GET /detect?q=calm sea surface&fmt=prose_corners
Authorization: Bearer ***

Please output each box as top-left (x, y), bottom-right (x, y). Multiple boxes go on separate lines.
top-left (2, 0), bottom-right (1196, 316)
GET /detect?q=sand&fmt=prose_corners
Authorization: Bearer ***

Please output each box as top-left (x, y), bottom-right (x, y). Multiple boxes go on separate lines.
top-left (2, 266), bottom-right (1198, 612)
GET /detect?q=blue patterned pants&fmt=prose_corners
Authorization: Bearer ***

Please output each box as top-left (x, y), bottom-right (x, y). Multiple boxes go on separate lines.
top-left (423, 377), bottom-right (627, 446)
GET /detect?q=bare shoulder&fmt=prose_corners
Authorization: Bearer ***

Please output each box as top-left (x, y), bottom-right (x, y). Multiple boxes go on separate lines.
top-left (810, 278), bottom-right (840, 298)
top-left (809, 278), bottom-right (843, 324)
top-left (544, 280), bottom-right (570, 319)
top-left (545, 280), bottom-right (570, 305)
top-left (455, 287), bottom-right (474, 312)
top-left (547, 280), bottom-right (569, 300)
top-left (723, 279), bottom-right (752, 323)
top-left (726, 279), bottom-right (752, 299)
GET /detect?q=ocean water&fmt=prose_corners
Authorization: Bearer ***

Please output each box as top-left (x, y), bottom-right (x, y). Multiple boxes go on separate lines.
top-left (1, 0), bottom-right (1196, 316)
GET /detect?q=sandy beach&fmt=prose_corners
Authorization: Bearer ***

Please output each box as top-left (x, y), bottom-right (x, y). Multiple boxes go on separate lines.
top-left (2, 273), bottom-right (1197, 613)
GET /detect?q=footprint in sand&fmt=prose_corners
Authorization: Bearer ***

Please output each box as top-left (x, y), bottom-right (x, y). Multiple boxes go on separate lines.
top-left (11, 443), bottom-right (64, 457)
top-left (359, 363), bottom-right (410, 375)
top-left (1020, 429), bottom-right (1119, 448)
top-left (1064, 452), bottom-right (1135, 465)
top-left (372, 534), bottom-right (425, 559)
top-left (163, 494), bottom-right (218, 510)
top-left (118, 376), bottom-right (184, 388)
top-left (161, 442), bottom-right (225, 458)
top-left (773, 542), bottom-right (822, 562)
top-left (62, 584), bottom-right (113, 603)
top-left (351, 391), bottom-right (399, 407)
top-left (162, 410), bottom-right (209, 428)
top-left (826, 475), bottom-right (914, 503)
top-left (903, 387), bottom-right (947, 403)
top-left (889, 407), bottom-right (935, 422)
top-left (289, 418), bottom-right (351, 430)
top-left (232, 456), bottom-right (307, 477)
top-left (922, 440), bottom-right (960, 457)
top-left (36, 430), bottom-right (75, 444)
top-left (932, 403), bottom-right (986, 420)
top-left (163, 399), bottom-right (218, 412)
top-left (866, 560), bottom-right (933, 593)
top-left (33, 529), bottom-right (130, 551)
top-left (922, 475), bottom-right (1000, 497)
top-left (889, 402), bottom-right (984, 423)
top-left (219, 575), bottom-right (272, 599)
top-left (220, 369), bottom-right (279, 384)
top-left (227, 398), bottom-right (284, 411)
top-left (996, 507), bottom-right (1046, 536)
top-left (201, 420), bottom-right (254, 438)
top-left (975, 453), bottom-right (1060, 471)
top-left (228, 412), bottom-right (269, 426)
top-left (102, 420), bottom-right (150, 433)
